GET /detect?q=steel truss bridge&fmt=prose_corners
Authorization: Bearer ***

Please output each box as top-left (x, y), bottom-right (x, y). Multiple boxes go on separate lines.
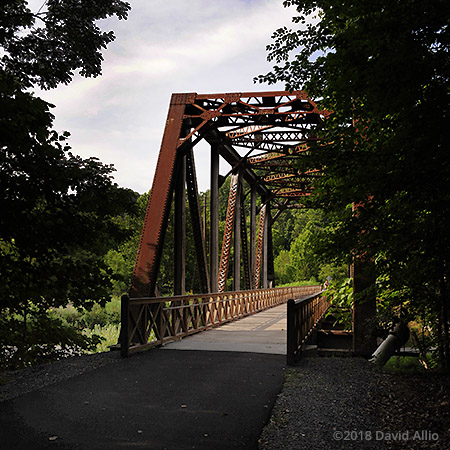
top-left (131, 90), bottom-right (327, 298)
top-left (120, 90), bottom-right (374, 357)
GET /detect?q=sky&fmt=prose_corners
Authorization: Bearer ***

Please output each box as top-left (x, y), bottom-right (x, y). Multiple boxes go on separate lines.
top-left (31, 0), bottom-right (298, 194)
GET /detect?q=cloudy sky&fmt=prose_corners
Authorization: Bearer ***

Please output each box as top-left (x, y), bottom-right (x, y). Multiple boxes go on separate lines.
top-left (32, 0), bottom-right (297, 193)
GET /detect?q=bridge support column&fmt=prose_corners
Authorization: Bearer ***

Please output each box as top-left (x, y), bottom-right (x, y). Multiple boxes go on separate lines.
top-left (240, 183), bottom-right (251, 290)
top-left (233, 172), bottom-right (241, 291)
top-left (267, 207), bottom-right (275, 288)
top-left (262, 199), bottom-right (269, 289)
top-left (210, 144), bottom-right (219, 292)
top-left (351, 260), bottom-right (377, 356)
top-left (174, 152), bottom-right (186, 296)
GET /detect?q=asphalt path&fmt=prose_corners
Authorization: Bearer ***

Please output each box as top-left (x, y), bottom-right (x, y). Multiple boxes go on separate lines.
top-left (0, 349), bottom-right (286, 450)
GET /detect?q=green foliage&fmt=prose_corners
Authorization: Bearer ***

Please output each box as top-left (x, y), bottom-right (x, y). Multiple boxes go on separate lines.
top-left (272, 209), bottom-right (346, 285)
top-left (0, 0), bottom-right (133, 368)
top-left (0, 82), bottom-right (137, 311)
top-left (382, 356), bottom-right (427, 375)
top-left (1, 0), bottom-right (130, 90)
top-left (274, 250), bottom-right (294, 285)
top-left (290, 222), bottom-right (321, 281)
top-left (52, 303), bottom-right (83, 327)
top-left (83, 323), bottom-right (121, 353)
top-left (276, 280), bottom-right (320, 288)
top-left (325, 278), bottom-right (353, 330)
top-left (104, 192), bottom-right (149, 296)
top-left (53, 298), bottom-right (121, 330)
top-left (317, 263), bottom-right (347, 285)
top-left (258, 0), bottom-right (450, 368)
top-left (0, 309), bottom-right (102, 370)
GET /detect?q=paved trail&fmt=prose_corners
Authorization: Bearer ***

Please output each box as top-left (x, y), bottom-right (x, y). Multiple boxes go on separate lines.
top-left (0, 306), bottom-right (289, 450)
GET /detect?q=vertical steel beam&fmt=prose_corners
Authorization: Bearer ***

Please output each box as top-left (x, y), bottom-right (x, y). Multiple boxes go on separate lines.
top-left (262, 202), bottom-right (269, 289)
top-left (249, 186), bottom-right (257, 289)
top-left (233, 172), bottom-right (241, 291)
top-left (267, 207), bottom-right (275, 288)
top-left (202, 196), bottom-right (207, 249)
top-left (241, 185), bottom-right (251, 291)
top-left (210, 144), bottom-right (220, 292)
top-left (186, 147), bottom-right (210, 293)
top-left (174, 152), bottom-right (186, 295)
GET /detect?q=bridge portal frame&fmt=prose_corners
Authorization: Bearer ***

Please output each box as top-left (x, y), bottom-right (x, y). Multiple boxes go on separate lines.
top-left (131, 90), bottom-right (326, 299)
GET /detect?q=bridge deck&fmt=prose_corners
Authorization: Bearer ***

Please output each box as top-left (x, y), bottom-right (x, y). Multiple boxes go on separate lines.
top-left (163, 303), bottom-right (288, 354)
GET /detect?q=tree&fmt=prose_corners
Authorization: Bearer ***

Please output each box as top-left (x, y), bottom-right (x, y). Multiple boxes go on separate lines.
top-left (105, 192), bottom-right (150, 296)
top-left (257, 0), bottom-right (450, 367)
top-left (1, 0), bottom-right (130, 89)
top-left (0, 0), bottom-right (133, 367)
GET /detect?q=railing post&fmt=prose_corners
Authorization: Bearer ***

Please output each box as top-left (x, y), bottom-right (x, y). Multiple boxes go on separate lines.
top-left (121, 294), bottom-right (130, 358)
top-left (287, 299), bottom-right (296, 365)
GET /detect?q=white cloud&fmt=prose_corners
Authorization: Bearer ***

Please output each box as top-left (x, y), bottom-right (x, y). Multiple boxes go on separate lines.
top-left (36, 0), bottom-right (301, 193)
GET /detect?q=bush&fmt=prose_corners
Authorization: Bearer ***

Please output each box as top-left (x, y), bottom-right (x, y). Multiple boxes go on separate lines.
top-left (324, 278), bottom-right (353, 330)
top-left (83, 323), bottom-right (121, 353)
top-left (0, 311), bottom-right (102, 370)
top-left (1, 299), bottom-right (123, 370)
top-left (276, 280), bottom-right (320, 288)
top-left (105, 297), bottom-right (121, 324)
top-left (52, 304), bottom-right (83, 327)
top-left (81, 303), bottom-right (110, 329)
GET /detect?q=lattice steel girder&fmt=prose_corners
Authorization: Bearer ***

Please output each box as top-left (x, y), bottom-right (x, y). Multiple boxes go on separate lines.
top-left (250, 158), bottom-right (312, 169)
top-left (254, 204), bottom-right (267, 289)
top-left (130, 90), bottom-right (326, 298)
top-left (229, 130), bottom-right (318, 143)
top-left (179, 91), bottom-right (327, 145)
top-left (233, 140), bottom-right (312, 154)
top-left (247, 145), bottom-right (310, 164)
top-left (218, 173), bottom-right (240, 293)
top-left (276, 190), bottom-right (313, 198)
top-left (263, 170), bottom-right (320, 183)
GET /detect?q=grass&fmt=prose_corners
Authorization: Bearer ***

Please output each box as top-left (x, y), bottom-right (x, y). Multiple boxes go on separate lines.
top-left (276, 280), bottom-right (320, 288)
top-left (83, 323), bottom-right (121, 353)
top-left (382, 356), bottom-right (426, 374)
top-left (53, 298), bottom-right (122, 354)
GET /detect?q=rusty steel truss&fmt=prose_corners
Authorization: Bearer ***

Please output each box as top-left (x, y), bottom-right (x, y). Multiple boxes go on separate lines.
top-left (131, 90), bottom-right (327, 298)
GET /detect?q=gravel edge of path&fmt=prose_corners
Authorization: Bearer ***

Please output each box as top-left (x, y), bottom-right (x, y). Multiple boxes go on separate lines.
top-left (258, 356), bottom-right (386, 450)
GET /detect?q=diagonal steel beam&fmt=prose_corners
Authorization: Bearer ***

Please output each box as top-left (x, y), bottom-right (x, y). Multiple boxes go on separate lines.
top-left (130, 94), bottom-right (194, 297)
top-left (186, 147), bottom-right (211, 293)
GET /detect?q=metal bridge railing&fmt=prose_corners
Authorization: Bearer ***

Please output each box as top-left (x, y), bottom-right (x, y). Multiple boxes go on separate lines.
top-left (286, 290), bottom-right (329, 365)
top-left (121, 285), bottom-right (322, 357)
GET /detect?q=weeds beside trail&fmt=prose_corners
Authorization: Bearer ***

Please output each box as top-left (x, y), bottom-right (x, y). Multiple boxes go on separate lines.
top-left (53, 298), bottom-right (122, 354)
